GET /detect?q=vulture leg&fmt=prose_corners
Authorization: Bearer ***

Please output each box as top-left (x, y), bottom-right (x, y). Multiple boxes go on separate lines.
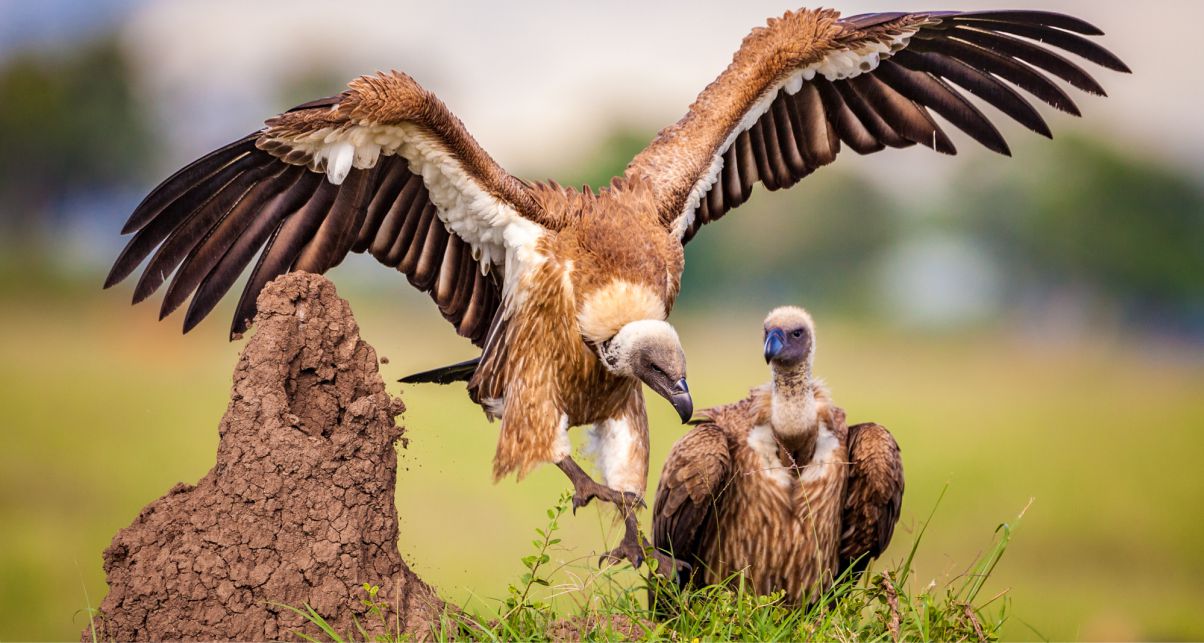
top-left (556, 456), bottom-right (644, 513)
top-left (600, 513), bottom-right (692, 577)
top-left (556, 456), bottom-right (654, 569)
top-left (650, 548), bottom-right (692, 579)
top-left (600, 508), bottom-right (648, 568)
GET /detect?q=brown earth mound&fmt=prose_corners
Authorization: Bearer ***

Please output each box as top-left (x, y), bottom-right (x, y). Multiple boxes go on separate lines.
top-left (87, 272), bottom-right (443, 641)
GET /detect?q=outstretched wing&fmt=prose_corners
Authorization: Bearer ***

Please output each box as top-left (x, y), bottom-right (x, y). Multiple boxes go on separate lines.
top-left (106, 71), bottom-right (553, 344)
top-left (652, 424), bottom-right (732, 584)
top-left (839, 422), bottom-right (904, 576)
top-left (626, 9), bottom-right (1129, 242)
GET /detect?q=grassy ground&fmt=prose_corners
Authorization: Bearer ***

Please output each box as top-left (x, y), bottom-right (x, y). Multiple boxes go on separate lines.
top-left (285, 489), bottom-right (1021, 642)
top-left (3, 279), bottom-right (1204, 640)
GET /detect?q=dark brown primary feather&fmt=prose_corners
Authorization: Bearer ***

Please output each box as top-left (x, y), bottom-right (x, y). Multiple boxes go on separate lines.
top-left (889, 49), bottom-right (1052, 138)
top-left (907, 34), bottom-right (1082, 115)
top-left (793, 82), bottom-right (839, 167)
top-left (818, 80), bottom-right (884, 155)
top-left (184, 169), bottom-right (319, 333)
top-left (849, 73), bottom-right (956, 154)
top-left (652, 424), bottom-right (732, 587)
top-left (160, 164), bottom-right (303, 320)
top-left (638, 8), bottom-right (1127, 245)
top-left (874, 60), bottom-right (1009, 155)
top-left (947, 20), bottom-right (1129, 73)
top-left (954, 10), bottom-right (1104, 36)
top-left (106, 99), bottom-right (507, 344)
top-left (119, 135), bottom-right (260, 236)
top-left (839, 422), bottom-right (904, 576)
top-left (132, 157), bottom-right (277, 306)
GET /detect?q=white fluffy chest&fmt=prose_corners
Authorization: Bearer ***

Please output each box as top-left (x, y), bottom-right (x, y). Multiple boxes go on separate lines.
top-left (746, 422), bottom-right (841, 488)
top-left (747, 424), bottom-right (792, 487)
top-left (797, 428), bottom-right (840, 483)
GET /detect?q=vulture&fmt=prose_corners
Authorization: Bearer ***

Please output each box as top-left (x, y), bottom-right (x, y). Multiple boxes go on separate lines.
top-left (104, 7), bottom-right (1126, 567)
top-left (652, 307), bottom-right (904, 604)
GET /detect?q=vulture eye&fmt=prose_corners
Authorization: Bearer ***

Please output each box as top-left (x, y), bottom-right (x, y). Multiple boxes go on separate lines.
top-left (792, 330), bottom-right (803, 338)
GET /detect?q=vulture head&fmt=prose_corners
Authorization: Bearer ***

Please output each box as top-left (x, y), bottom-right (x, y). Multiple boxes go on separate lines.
top-left (600, 319), bottom-right (692, 423)
top-left (763, 306), bottom-right (815, 370)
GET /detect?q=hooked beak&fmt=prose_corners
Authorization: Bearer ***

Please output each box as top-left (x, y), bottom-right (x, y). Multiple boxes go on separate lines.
top-left (764, 328), bottom-right (786, 363)
top-left (668, 378), bottom-right (693, 424)
top-left (647, 375), bottom-right (693, 424)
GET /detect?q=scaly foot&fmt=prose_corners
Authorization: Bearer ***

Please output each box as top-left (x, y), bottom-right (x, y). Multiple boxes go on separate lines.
top-left (599, 511), bottom-right (647, 568)
top-left (557, 456), bottom-right (645, 514)
top-left (649, 548), bottom-right (693, 580)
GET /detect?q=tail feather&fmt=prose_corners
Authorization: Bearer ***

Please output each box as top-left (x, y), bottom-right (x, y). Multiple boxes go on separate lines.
top-left (399, 357), bottom-right (480, 385)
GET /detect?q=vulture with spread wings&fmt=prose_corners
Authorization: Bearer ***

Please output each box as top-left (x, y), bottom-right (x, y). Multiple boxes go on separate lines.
top-left (106, 8), bottom-right (1126, 567)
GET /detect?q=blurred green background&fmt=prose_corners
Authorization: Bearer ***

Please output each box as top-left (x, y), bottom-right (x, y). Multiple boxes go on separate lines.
top-left (2, 1), bottom-right (1202, 640)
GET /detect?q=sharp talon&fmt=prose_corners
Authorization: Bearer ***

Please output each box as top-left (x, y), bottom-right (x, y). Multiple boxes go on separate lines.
top-left (650, 550), bottom-right (692, 580)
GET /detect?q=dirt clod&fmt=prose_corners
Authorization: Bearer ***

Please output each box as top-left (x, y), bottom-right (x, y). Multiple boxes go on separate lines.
top-left (546, 614), bottom-right (653, 640)
top-left (87, 273), bottom-right (443, 641)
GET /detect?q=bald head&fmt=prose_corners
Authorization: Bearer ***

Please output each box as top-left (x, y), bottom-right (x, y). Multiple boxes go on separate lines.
top-left (601, 319), bottom-right (693, 423)
top-left (762, 306), bottom-right (816, 369)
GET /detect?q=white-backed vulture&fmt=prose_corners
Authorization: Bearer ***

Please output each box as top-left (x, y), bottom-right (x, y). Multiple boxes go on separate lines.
top-left (104, 8), bottom-right (1124, 566)
top-left (653, 307), bottom-right (904, 603)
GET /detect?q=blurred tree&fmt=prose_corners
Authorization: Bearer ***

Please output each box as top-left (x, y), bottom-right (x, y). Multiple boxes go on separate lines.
top-left (558, 125), bottom-right (652, 191)
top-left (0, 37), bottom-right (153, 237)
top-left (679, 169), bottom-right (899, 313)
top-left (955, 135), bottom-right (1204, 332)
top-left (275, 64), bottom-right (347, 111)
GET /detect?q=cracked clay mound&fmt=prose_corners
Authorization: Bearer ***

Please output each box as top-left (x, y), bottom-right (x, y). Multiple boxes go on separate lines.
top-left (87, 272), bottom-right (443, 641)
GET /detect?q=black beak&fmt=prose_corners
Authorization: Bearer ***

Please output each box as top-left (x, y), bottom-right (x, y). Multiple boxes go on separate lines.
top-left (764, 328), bottom-right (785, 363)
top-left (669, 378), bottom-right (693, 424)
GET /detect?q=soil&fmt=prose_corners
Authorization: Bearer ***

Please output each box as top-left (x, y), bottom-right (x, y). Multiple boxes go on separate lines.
top-left (86, 272), bottom-right (443, 641)
top-left (545, 614), bottom-right (654, 640)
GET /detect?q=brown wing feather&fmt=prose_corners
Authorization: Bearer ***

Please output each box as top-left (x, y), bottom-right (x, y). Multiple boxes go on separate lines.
top-left (626, 8), bottom-right (1126, 243)
top-left (652, 424), bottom-right (732, 586)
top-left (839, 422), bottom-right (904, 576)
top-left (106, 72), bottom-right (543, 345)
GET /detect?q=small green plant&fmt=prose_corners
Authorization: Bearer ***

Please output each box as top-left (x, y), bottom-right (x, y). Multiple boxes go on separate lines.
top-left (355, 583), bottom-right (403, 643)
top-left (77, 562), bottom-right (102, 643)
top-left (501, 490), bottom-right (570, 623)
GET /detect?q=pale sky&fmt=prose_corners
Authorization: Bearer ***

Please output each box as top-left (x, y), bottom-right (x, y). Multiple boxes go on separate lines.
top-left (118, 1), bottom-right (1204, 185)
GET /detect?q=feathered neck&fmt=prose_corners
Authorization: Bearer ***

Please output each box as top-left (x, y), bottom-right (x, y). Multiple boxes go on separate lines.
top-left (769, 362), bottom-right (819, 456)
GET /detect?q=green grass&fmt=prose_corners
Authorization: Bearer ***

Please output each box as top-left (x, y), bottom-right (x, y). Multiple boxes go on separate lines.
top-left (2, 281), bottom-right (1203, 640)
top-left (281, 489), bottom-right (1025, 642)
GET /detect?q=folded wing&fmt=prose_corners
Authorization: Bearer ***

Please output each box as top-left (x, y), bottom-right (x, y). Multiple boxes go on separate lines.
top-left (839, 422), bottom-right (904, 576)
top-left (626, 9), bottom-right (1129, 242)
top-left (652, 424), bottom-right (732, 584)
top-left (106, 71), bottom-right (553, 344)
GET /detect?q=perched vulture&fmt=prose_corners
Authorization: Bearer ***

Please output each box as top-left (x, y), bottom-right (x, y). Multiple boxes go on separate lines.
top-left (652, 307), bottom-right (904, 603)
top-left (104, 7), bottom-right (1125, 566)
